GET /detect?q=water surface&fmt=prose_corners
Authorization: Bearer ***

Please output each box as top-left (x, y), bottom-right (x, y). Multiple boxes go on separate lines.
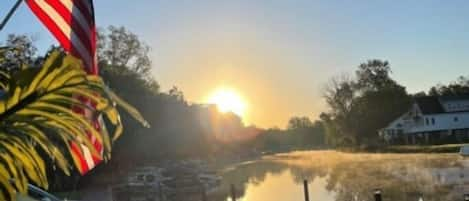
top-left (212, 151), bottom-right (468, 201)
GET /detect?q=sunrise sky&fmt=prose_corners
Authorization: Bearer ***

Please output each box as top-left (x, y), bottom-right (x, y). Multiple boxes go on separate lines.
top-left (2, 0), bottom-right (469, 128)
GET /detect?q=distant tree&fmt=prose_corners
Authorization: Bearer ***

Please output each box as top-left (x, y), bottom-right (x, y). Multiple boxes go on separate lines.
top-left (168, 86), bottom-right (185, 102)
top-left (322, 75), bottom-right (358, 145)
top-left (352, 60), bottom-right (411, 144)
top-left (323, 75), bottom-right (356, 118)
top-left (0, 34), bottom-right (38, 72)
top-left (428, 76), bottom-right (469, 96)
top-left (356, 59), bottom-right (396, 91)
top-left (413, 91), bottom-right (427, 97)
top-left (287, 116), bottom-right (314, 130)
top-left (98, 26), bottom-right (152, 76)
top-left (319, 112), bottom-right (341, 146)
top-left (322, 59), bottom-right (411, 147)
top-left (254, 118), bottom-right (326, 152)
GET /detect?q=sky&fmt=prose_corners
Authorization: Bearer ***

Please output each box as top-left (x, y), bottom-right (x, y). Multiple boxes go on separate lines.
top-left (2, 0), bottom-right (469, 128)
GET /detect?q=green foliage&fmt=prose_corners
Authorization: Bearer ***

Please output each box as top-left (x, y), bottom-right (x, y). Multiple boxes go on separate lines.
top-left (0, 50), bottom-right (146, 201)
top-left (287, 116), bottom-right (314, 130)
top-left (322, 60), bottom-right (412, 147)
top-left (0, 34), bottom-right (38, 73)
top-left (98, 26), bottom-right (152, 76)
top-left (428, 76), bottom-right (469, 96)
top-left (253, 120), bottom-right (326, 153)
top-left (355, 60), bottom-right (396, 91)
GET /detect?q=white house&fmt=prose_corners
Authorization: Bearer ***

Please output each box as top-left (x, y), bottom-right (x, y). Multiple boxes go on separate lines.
top-left (380, 96), bottom-right (469, 144)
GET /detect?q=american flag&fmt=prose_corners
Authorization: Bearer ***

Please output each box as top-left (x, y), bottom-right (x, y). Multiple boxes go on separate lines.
top-left (26, 0), bottom-right (101, 174)
top-left (26, 0), bottom-right (97, 75)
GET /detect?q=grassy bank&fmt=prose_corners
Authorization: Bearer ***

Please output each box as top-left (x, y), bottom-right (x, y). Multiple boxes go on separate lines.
top-left (379, 143), bottom-right (467, 153)
top-left (336, 143), bottom-right (468, 153)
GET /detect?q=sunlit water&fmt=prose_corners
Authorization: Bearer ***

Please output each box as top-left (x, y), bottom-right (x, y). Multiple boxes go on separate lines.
top-left (210, 151), bottom-right (469, 201)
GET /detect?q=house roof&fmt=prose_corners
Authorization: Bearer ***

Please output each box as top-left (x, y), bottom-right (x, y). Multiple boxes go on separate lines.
top-left (415, 96), bottom-right (445, 114)
top-left (439, 94), bottom-right (469, 102)
top-left (415, 94), bottom-right (469, 114)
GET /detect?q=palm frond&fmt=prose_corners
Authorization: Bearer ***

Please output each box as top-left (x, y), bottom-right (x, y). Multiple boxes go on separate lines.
top-left (0, 50), bottom-right (147, 201)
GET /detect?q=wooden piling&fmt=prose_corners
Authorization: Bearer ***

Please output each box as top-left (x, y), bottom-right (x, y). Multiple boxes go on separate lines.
top-left (230, 184), bottom-right (236, 201)
top-left (158, 182), bottom-right (164, 201)
top-left (418, 195), bottom-right (424, 201)
top-left (303, 179), bottom-right (310, 201)
top-left (374, 189), bottom-right (382, 201)
top-left (201, 185), bottom-right (207, 201)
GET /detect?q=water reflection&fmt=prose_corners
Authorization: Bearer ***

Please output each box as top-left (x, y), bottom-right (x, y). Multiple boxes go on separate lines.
top-left (211, 151), bottom-right (468, 201)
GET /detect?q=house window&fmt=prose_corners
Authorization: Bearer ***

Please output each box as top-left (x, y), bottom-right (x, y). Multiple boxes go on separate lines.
top-left (431, 118), bottom-right (435, 125)
top-left (455, 117), bottom-right (459, 122)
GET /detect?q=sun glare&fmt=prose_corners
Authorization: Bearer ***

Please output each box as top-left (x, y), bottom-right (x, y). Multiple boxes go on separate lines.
top-left (207, 88), bottom-right (247, 117)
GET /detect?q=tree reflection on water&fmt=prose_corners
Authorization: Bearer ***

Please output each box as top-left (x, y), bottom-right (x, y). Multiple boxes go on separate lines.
top-left (211, 151), bottom-right (466, 201)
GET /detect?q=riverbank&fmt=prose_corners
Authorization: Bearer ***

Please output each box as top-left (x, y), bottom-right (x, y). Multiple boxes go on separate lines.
top-left (334, 143), bottom-right (469, 154)
top-left (380, 143), bottom-right (466, 153)
top-left (339, 143), bottom-right (468, 153)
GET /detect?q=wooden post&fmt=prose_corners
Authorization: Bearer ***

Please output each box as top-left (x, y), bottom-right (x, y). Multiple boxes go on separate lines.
top-left (303, 179), bottom-right (310, 201)
top-left (158, 182), bottom-right (164, 201)
top-left (201, 185), bottom-right (207, 201)
top-left (418, 194), bottom-right (424, 201)
top-left (230, 184), bottom-right (236, 201)
top-left (374, 189), bottom-right (382, 201)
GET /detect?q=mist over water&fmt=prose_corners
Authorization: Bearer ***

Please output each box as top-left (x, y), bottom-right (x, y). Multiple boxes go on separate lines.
top-left (212, 151), bottom-right (467, 201)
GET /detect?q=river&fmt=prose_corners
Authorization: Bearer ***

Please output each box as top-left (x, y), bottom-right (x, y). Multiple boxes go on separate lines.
top-left (210, 151), bottom-right (468, 201)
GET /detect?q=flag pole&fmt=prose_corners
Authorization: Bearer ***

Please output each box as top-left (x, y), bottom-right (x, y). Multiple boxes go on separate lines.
top-left (0, 0), bottom-right (24, 32)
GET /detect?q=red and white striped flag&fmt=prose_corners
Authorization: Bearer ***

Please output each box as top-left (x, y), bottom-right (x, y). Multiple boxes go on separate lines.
top-left (26, 0), bottom-right (101, 174)
top-left (26, 0), bottom-right (97, 74)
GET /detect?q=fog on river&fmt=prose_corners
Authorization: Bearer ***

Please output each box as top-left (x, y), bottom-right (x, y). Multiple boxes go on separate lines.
top-left (210, 151), bottom-right (469, 201)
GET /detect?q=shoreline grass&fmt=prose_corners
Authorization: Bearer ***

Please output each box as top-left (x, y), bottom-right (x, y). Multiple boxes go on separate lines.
top-left (378, 143), bottom-right (468, 153)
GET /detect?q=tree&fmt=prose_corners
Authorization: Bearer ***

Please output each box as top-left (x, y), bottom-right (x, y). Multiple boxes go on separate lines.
top-left (428, 76), bottom-right (469, 96)
top-left (355, 59), bottom-right (396, 91)
top-left (322, 75), bottom-right (358, 146)
top-left (322, 59), bottom-right (411, 147)
top-left (0, 34), bottom-right (38, 72)
top-left (253, 119), bottom-right (326, 152)
top-left (0, 50), bottom-right (147, 201)
top-left (168, 86), bottom-right (185, 103)
top-left (98, 26), bottom-right (152, 76)
top-left (323, 75), bottom-right (356, 118)
top-left (287, 116), bottom-right (314, 130)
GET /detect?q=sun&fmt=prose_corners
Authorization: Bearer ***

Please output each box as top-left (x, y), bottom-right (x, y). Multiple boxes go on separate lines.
top-left (207, 88), bottom-right (247, 117)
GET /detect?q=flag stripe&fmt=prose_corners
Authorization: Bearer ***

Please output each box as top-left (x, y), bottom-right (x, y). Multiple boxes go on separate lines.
top-left (43, 0), bottom-right (93, 59)
top-left (73, 0), bottom-right (93, 20)
top-left (81, 143), bottom-right (95, 169)
top-left (26, 1), bottom-right (73, 50)
top-left (53, 0), bottom-right (93, 36)
top-left (70, 142), bottom-right (89, 173)
top-left (44, 0), bottom-right (97, 74)
top-left (33, 0), bottom-right (93, 69)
